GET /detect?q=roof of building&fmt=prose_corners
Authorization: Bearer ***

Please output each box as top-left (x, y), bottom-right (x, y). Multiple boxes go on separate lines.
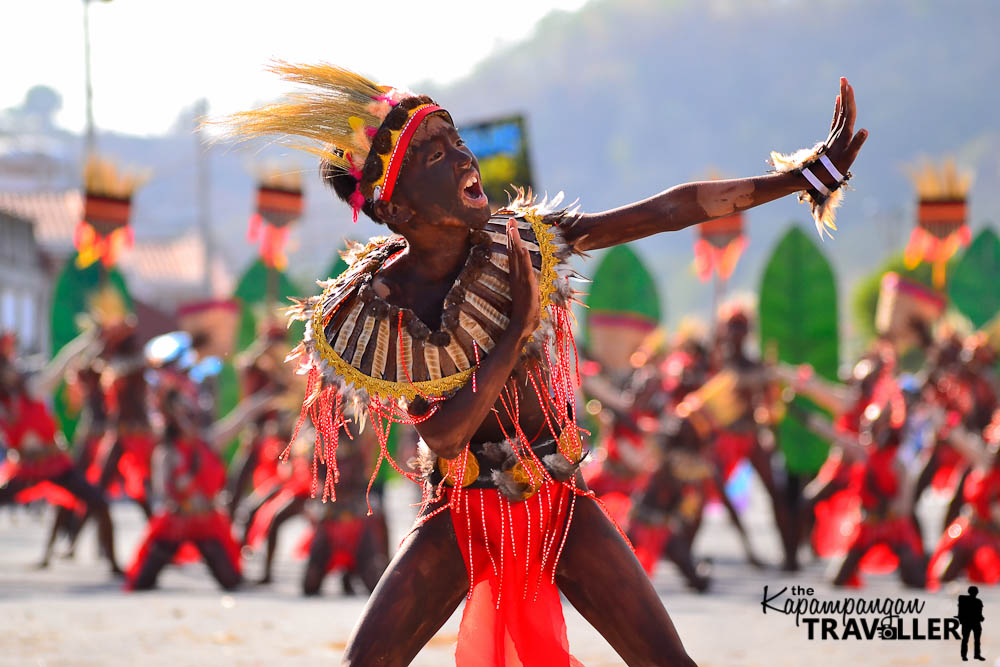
top-left (0, 189), bottom-right (233, 310)
top-left (0, 189), bottom-right (79, 253)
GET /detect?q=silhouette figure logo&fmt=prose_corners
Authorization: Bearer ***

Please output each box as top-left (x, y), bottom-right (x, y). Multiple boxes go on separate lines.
top-left (957, 586), bottom-right (985, 662)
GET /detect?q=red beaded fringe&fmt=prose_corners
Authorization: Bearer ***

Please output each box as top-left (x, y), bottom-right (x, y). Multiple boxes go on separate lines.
top-left (292, 298), bottom-right (630, 552)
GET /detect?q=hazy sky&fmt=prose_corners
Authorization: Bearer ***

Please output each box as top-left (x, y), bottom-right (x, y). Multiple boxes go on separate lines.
top-left (4, 0), bottom-right (588, 136)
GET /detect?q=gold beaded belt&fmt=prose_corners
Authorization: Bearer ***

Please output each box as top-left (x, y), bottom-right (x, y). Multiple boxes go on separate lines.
top-left (420, 431), bottom-right (585, 502)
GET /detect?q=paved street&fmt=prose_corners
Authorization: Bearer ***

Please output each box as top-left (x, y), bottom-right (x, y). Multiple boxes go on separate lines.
top-left (1, 475), bottom-right (996, 666)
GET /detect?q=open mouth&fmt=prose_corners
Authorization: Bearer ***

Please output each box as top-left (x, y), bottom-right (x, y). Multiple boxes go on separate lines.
top-left (460, 171), bottom-right (488, 207)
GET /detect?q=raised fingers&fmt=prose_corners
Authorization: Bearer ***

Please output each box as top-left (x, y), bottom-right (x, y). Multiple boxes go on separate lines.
top-left (844, 128), bottom-right (869, 168)
top-left (507, 218), bottom-right (528, 270)
top-left (830, 94), bottom-right (842, 132)
top-left (844, 80), bottom-right (857, 136)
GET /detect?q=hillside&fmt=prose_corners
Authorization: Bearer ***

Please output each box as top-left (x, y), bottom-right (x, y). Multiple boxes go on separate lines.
top-left (425, 0), bottom-right (1000, 341)
top-left (3, 0), bottom-right (997, 348)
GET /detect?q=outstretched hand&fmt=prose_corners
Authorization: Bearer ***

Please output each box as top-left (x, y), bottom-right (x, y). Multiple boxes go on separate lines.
top-left (824, 77), bottom-right (868, 177)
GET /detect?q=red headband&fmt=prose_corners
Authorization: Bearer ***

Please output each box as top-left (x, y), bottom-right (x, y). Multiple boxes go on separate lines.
top-left (373, 104), bottom-right (444, 203)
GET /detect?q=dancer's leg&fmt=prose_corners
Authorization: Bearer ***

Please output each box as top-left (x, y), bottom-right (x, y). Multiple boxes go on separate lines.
top-left (556, 495), bottom-right (697, 667)
top-left (259, 496), bottom-right (306, 584)
top-left (196, 539), bottom-right (243, 591)
top-left (131, 539), bottom-right (180, 590)
top-left (54, 470), bottom-right (121, 573)
top-left (341, 505), bottom-right (468, 667)
top-left (302, 524), bottom-right (331, 596)
top-left (749, 441), bottom-right (797, 570)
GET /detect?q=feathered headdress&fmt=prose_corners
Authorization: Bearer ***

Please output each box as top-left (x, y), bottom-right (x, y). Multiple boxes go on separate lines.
top-left (76, 155), bottom-right (146, 269)
top-left (220, 62), bottom-right (452, 222)
top-left (904, 159), bottom-right (973, 289)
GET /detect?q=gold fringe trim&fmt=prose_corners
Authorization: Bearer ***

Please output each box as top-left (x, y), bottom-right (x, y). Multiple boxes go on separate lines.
top-left (307, 208), bottom-right (565, 401)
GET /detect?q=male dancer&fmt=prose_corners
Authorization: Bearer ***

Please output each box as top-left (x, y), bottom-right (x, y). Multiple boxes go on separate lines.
top-left (628, 416), bottom-right (714, 591)
top-left (128, 335), bottom-right (276, 591)
top-left (227, 322), bottom-right (293, 523)
top-left (227, 64), bottom-right (865, 665)
top-left (302, 415), bottom-right (389, 596)
top-left (0, 330), bottom-right (122, 574)
top-left (710, 305), bottom-right (798, 569)
top-left (927, 407), bottom-right (1000, 589)
top-left (831, 390), bottom-right (926, 588)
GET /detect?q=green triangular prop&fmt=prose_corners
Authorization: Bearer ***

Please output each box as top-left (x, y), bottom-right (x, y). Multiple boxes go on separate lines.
top-left (232, 259), bottom-right (304, 352)
top-left (759, 225), bottom-right (839, 474)
top-left (584, 244), bottom-right (662, 343)
top-left (950, 227), bottom-right (1000, 329)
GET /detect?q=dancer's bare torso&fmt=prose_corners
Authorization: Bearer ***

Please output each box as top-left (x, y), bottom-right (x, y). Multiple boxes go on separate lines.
top-left (373, 263), bottom-right (554, 448)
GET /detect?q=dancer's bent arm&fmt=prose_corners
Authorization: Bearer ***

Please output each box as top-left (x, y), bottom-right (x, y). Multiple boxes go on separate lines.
top-left (409, 220), bottom-right (540, 459)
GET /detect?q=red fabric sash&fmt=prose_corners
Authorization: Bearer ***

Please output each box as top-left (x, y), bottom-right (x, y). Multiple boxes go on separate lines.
top-left (629, 520), bottom-right (673, 576)
top-left (448, 484), bottom-right (582, 667)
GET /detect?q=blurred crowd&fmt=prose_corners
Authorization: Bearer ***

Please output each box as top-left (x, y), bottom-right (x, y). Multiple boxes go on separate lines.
top-left (3, 278), bottom-right (1000, 598)
top-left (579, 295), bottom-right (1000, 592)
top-left (0, 289), bottom-right (390, 595)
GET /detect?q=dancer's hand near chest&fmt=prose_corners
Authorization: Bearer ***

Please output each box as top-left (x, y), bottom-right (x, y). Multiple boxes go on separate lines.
top-left (409, 221), bottom-right (540, 458)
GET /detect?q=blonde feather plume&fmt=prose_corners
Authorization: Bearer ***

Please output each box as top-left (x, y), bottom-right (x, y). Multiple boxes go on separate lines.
top-left (910, 159), bottom-right (972, 201)
top-left (216, 61), bottom-right (402, 173)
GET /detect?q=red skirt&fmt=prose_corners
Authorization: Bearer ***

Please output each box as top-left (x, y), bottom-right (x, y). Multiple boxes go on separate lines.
top-left (931, 443), bottom-right (964, 492)
top-left (246, 465), bottom-right (313, 550)
top-left (86, 432), bottom-right (155, 503)
top-left (448, 484), bottom-right (583, 667)
top-left (306, 516), bottom-right (365, 573)
top-left (126, 510), bottom-right (242, 589)
top-left (838, 516), bottom-right (924, 587)
top-left (118, 433), bottom-right (155, 503)
top-left (926, 517), bottom-right (1000, 590)
top-left (714, 431), bottom-right (755, 480)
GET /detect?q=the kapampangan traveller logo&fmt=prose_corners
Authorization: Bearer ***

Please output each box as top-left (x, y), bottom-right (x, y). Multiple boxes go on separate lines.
top-left (761, 584), bottom-right (987, 660)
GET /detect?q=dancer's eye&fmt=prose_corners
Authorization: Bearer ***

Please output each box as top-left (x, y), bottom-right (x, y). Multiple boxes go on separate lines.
top-left (429, 150), bottom-right (444, 164)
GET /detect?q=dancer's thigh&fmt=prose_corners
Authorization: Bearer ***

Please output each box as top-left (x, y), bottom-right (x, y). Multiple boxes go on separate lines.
top-left (341, 504), bottom-right (468, 667)
top-left (555, 496), bottom-right (696, 667)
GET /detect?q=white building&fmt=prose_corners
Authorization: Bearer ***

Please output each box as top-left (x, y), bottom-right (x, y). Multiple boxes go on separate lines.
top-left (0, 209), bottom-right (49, 356)
top-left (0, 189), bottom-right (234, 354)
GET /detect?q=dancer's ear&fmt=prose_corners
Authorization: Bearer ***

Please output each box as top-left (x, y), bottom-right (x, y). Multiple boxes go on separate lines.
top-left (374, 200), bottom-right (415, 232)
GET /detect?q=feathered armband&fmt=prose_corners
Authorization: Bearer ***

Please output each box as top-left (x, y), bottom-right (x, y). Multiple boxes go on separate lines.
top-left (769, 137), bottom-right (852, 240)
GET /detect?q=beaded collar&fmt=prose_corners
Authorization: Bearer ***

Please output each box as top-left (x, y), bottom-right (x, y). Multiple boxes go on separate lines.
top-left (295, 206), bottom-right (572, 402)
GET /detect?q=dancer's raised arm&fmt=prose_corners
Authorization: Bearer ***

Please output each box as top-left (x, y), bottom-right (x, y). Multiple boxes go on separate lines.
top-left (564, 77), bottom-right (868, 252)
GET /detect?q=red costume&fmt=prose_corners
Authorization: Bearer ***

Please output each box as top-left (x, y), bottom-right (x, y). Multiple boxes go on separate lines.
top-left (809, 396), bottom-right (871, 557)
top-left (927, 467), bottom-right (1000, 589)
top-left (0, 394), bottom-right (78, 509)
top-left (90, 364), bottom-right (155, 505)
top-left (246, 444), bottom-right (312, 549)
top-left (126, 437), bottom-right (241, 589)
top-left (628, 449), bottom-right (712, 583)
top-left (828, 380), bottom-right (926, 588)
